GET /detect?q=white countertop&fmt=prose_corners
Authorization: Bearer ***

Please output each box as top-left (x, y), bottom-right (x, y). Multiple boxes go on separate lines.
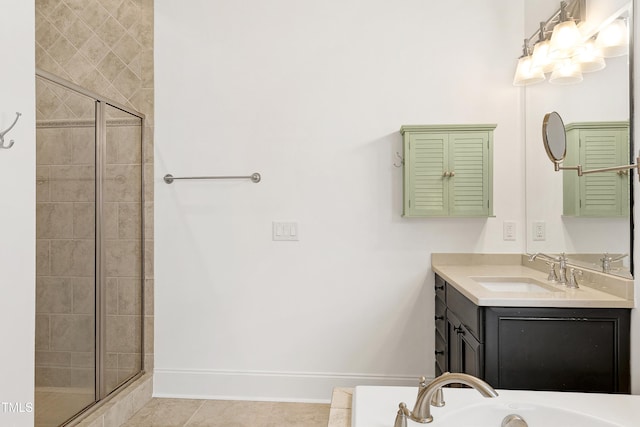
top-left (433, 263), bottom-right (634, 308)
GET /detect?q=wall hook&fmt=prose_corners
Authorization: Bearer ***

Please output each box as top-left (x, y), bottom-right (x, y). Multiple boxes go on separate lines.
top-left (393, 151), bottom-right (404, 168)
top-left (0, 112), bottom-right (22, 149)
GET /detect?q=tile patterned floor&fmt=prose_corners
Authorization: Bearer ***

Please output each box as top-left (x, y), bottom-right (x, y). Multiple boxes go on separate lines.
top-left (122, 398), bottom-right (330, 427)
top-left (327, 388), bottom-right (352, 427)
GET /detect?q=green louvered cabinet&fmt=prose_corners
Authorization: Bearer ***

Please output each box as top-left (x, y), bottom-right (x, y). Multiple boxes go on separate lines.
top-left (563, 122), bottom-right (629, 217)
top-left (400, 125), bottom-right (495, 217)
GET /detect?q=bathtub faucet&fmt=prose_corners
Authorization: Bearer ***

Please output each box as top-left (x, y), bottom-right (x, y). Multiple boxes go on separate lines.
top-left (394, 372), bottom-right (499, 425)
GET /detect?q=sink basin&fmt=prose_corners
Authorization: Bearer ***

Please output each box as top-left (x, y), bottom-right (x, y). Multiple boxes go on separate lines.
top-left (470, 276), bottom-right (559, 293)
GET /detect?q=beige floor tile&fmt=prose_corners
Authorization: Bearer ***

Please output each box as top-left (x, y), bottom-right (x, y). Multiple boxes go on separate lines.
top-left (327, 408), bottom-right (351, 427)
top-left (186, 400), bottom-right (274, 426)
top-left (267, 402), bottom-right (330, 427)
top-left (122, 398), bottom-right (205, 427)
top-left (121, 398), bottom-right (330, 427)
top-left (329, 388), bottom-right (353, 409)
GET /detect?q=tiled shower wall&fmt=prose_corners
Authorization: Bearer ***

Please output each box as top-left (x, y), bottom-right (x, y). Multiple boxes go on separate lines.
top-left (35, 0), bottom-right (154, 386)
top-left (35, 119), bottom-right (97, 391)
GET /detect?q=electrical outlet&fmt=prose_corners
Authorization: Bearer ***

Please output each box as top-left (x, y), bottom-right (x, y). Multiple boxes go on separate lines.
top-left (533, 221), bottom-right (546, 241)
top-left (503, 221), bottom-right (516, 241)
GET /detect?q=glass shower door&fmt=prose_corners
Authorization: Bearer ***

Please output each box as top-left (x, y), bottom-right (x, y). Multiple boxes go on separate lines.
top-left (35, 76), bottom-right (97, 426)
top-left (101, 103), bottom-right (144, 396)
top-left (35, 70), bottom-right (145, 426)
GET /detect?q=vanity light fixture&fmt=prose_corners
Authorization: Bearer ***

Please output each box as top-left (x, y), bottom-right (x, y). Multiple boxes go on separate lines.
top-left (549, 58), bottom-right (583, 84)
top-left (596, 18), bottom-right (629, 57)
top-left (548, 1), bottom-right (583, 60)
top-left (513, 40), bottom-right (546, 86)
top-left (513, 0), bottom-right (586, 86)
top-left (512, 0), bottom-right (629, 86)
top-left (574, 37), bottom-right (606, 72)
top-left (531, 23), bottom-right (555, 73)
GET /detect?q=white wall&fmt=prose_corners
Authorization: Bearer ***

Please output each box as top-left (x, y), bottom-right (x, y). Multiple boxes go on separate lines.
top-left (0, 1), bottom-right (36, 425)
top-left (154, 0), bottom-right (525, 401)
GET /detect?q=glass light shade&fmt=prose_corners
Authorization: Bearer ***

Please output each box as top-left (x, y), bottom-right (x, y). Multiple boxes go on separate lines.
top-left (549, 20), bottom-right (582, 59)
top-left (575, 39), bottom-right (606, 72)
top-left (513, 55), bottom-right (545, 86)
top-left (531, 40), bottom-right (554, 73)
top-left (596, 19), bottom-right (628, 57)
top-left (549, 59), bottom-right (583, 84)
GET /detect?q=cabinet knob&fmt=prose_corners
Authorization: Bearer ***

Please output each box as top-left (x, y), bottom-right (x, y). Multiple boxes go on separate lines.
top-left (442, 171), bottom-right (449, 177)
top-left (454, 326), bottom-right (464, 334)
top-left (435, 350), bottom-right (444, 355)
top-left (435, 315), bottom-right (444, 320)
top-left (450, 171), bottom-right (455, 177)
top-left (435, 285), bottom-right (445, 291)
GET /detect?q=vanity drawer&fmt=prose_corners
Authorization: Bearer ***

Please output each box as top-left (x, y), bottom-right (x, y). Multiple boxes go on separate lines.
top-left (446, 283), bottom-right (482, 342)
top-left (435, 297), bottom-right (446, 337)
top-left (435, 274), bottom-right (446, 301)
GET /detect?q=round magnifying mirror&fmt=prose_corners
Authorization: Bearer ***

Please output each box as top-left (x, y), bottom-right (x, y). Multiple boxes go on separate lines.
top-left (542, 111), bottom-right (567, 163)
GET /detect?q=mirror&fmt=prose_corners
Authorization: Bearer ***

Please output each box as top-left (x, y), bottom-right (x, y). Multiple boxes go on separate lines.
top-left (542, 111), bottom-right (567, 163)
top-left (524, 0), bottom-right (633, 278)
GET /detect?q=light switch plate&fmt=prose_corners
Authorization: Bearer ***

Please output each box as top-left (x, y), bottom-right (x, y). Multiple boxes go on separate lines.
top-left (272, 222), bottom-right (299, 241)
top-left (503, 221), bottom-right (516, 241)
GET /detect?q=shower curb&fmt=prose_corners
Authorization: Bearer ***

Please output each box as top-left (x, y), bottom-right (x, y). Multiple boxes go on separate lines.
top-left (68, 373), bottom-right (153, 427)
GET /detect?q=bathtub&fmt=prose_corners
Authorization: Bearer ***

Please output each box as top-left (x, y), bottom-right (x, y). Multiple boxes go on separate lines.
top-left (352, 385), bottom-right (640, 426)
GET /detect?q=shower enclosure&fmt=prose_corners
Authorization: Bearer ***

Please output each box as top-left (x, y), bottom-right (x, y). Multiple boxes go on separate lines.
top-left (34, 69), bottom-right (145, 426)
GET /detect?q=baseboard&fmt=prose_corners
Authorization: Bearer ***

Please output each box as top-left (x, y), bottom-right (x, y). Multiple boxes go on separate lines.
top-left (153, 369), bottom-right (425, 403)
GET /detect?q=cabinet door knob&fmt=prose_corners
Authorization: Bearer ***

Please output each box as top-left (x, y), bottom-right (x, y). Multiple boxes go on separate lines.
top-left (435, 350), bottom-right (444, 355)
top-left (435, 315), bottom-right (444, 320)
top-left (435, 285), bottom-right (445, 291)
top-left (442, 171), bottom-right (450, 177)
top-left (454, 326), bottom-right (464, 334)
top-left (449, 171), bottom-right (455, 177)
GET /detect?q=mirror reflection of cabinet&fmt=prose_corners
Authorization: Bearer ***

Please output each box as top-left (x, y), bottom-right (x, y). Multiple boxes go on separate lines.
top-left (563, 122), bottom-right (629, 217)
top-left (400, 124), bottom-right (495, 217)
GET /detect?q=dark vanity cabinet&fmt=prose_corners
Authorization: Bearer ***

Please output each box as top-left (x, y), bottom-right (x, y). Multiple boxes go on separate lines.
top-left (434, 274), bottom-right (631, 393)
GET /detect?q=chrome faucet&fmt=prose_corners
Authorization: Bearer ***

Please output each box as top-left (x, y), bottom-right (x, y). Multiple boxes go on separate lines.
top-left (394, 373), bottom-right (498, 425)
top-left (600, 253), bottom-right (627, 273)
top-left (567, 268), bottom-right (582, 289)
top-left (528, 252), bottom-right (568, 285)
top-left (546, 262), bottom-right (559, 282)
top-left (556, 253), bottom-right (568, 285)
